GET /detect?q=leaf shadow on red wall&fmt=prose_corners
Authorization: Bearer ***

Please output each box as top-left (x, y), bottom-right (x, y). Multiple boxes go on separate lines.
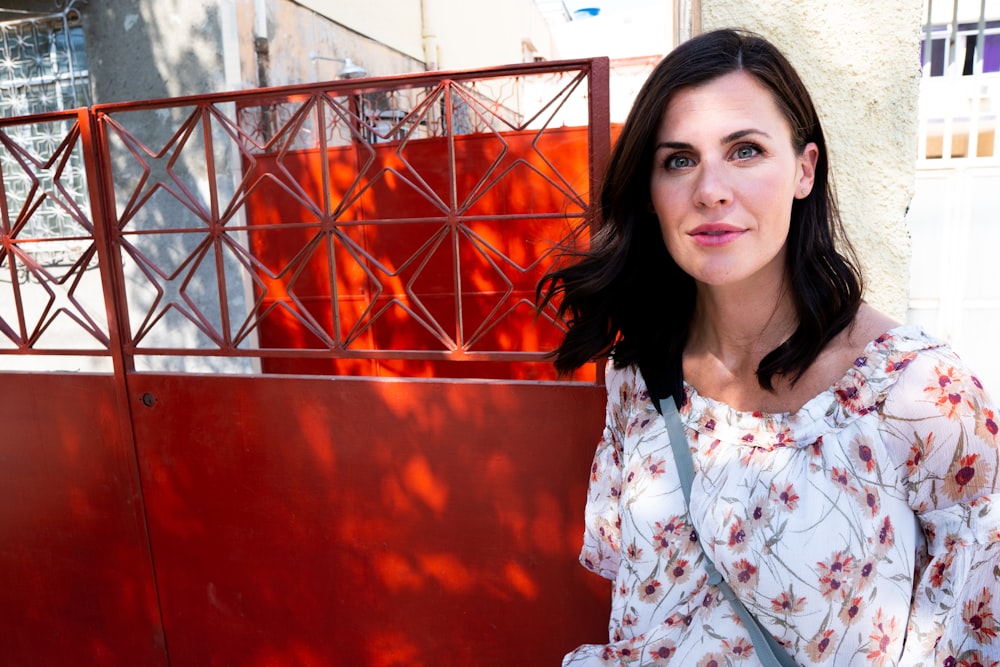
top-left (131, 372), bottom-right (611, 666)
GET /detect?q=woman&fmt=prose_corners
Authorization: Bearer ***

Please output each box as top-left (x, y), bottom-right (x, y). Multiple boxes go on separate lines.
top-left (538, 29), bottom-right (1000, 666)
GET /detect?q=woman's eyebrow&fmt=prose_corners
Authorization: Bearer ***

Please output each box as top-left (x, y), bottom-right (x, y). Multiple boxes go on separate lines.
top-left (721, 128), bottom-right (771, 143)
top-left (654, 129), bottom-right (773, 152)
top-left (654, 141), bottom-right (692, 151)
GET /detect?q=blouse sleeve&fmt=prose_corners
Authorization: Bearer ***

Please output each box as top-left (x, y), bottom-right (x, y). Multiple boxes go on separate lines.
top-left (578, 365), bottom-right (629, 581)
top-left (881, 345), bottom-right (1000, 664)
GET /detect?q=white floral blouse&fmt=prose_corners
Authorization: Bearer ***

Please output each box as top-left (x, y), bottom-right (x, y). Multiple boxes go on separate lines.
top-left (565, 327), bottom-right (1000, 666)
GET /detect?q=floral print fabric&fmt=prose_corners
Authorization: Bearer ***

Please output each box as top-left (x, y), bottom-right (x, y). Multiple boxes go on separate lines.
top-left (565, 327), bottom-right (1000, 666)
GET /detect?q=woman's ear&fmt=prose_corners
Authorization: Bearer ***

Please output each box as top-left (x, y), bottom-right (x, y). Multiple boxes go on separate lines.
top-left (795, 142), bottom-right (819, 198)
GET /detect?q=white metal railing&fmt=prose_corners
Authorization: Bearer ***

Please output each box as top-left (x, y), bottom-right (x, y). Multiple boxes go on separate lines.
top-left (919, 0), bottom-right (1000, 161)
top-left (909, 1), bottom-right (1000, 392)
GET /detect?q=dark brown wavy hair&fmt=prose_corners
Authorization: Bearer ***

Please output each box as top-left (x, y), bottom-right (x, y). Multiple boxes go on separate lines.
top-left (536, 29), bottom-right (863, 405)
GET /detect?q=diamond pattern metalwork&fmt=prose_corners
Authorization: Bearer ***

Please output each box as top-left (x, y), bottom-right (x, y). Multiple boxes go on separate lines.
top-left (0, 59), bottom-right (609, 379)
top-left (0, 111), bottom-right (107, 352)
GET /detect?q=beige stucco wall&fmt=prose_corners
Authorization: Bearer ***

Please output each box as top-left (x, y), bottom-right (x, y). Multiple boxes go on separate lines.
top-left (426, 0), bottom-right (556, 69)
top-left (296, 0), bottom-right (425, 62)
top-left (700, 1), bottom-right (924, 320)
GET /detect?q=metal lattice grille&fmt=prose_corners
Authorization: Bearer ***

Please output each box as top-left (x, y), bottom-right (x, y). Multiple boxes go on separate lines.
top-left (99, 65), bottom-right (603, 379)
top-left (0, 58), bottom-right (610, 381)
top-left (0, 6), bottom-right (90, 240)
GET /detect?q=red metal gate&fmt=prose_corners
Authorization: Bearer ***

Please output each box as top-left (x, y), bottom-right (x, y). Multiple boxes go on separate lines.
top-left (0, 59), bottom-right (611, 665)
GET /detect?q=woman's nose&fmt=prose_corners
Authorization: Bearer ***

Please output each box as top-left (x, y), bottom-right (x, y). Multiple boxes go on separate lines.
top-left (693, 161), bottom-right (732, 207)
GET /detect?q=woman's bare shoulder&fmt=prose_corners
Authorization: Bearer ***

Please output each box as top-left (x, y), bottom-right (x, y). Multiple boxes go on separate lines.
top-left (779, 305), bottom-right (901, 412)
top-left (846, 304), bottom-right (900, 350)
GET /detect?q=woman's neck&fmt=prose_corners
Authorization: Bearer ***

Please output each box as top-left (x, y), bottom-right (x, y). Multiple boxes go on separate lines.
top-left (686, 278), bottom-right (797, 376)
top-left (683, 286), bottom-right (897, 413)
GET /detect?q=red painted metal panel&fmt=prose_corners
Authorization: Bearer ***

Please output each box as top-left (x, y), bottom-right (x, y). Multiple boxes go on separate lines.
top-left (0, 373), bottom-right (166, 666)
top-left (0, 59), bottom-right (617, 665)
top-left (129, 373), bottom-right (609, 666)
top-left (245, 127), bottom-right (594, 381)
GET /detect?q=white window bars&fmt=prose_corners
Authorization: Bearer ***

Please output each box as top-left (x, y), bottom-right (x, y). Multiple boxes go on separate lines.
top-left (0, 0), bottom-right (90, 243)
top-left (920, 0), bottom-right (1000, 160)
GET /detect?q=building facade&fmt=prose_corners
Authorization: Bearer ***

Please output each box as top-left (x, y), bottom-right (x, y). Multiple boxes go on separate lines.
top-left (909, 0), bottom-right (1000, 388)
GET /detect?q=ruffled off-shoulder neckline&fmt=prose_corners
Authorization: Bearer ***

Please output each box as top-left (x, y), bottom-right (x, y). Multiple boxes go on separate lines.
top-left (682, 325), bottom-right (943, 450)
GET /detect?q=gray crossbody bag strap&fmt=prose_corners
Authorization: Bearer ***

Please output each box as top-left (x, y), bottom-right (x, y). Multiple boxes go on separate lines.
top-left (659, 397), bottom-right (798, 667)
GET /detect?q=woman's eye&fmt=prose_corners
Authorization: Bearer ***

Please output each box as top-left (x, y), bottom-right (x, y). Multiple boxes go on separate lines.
top-left (665, 155), bottom-right (693, 170)
top-left (734, 144), bottom-right (761, 160)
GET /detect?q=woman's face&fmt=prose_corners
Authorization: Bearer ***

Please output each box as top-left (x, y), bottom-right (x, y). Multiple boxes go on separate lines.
top-left (649, 71), bottom-right (818, 291)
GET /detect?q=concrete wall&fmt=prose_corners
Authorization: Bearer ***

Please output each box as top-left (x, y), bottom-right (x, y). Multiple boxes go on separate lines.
top-left (79, 0), bottom-right (243, 101)
top-left (427, 0), bottom-right (556, 68)
top-left (300, 0), bottom-right (556, 71)
top-left (78, 0), bottom-right (425, 101)
top-left (74, 0), bottom-right (554, 99)
top-left (296, 0), bottom-right (426, 62)
top-left (249, 0), bottom-right (424, 88)
top-left (701, 0), bottom-right (923, 320)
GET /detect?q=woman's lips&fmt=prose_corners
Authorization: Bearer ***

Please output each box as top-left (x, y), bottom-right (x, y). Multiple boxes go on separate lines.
top-left (689, 225), bottom-right (745, 246)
